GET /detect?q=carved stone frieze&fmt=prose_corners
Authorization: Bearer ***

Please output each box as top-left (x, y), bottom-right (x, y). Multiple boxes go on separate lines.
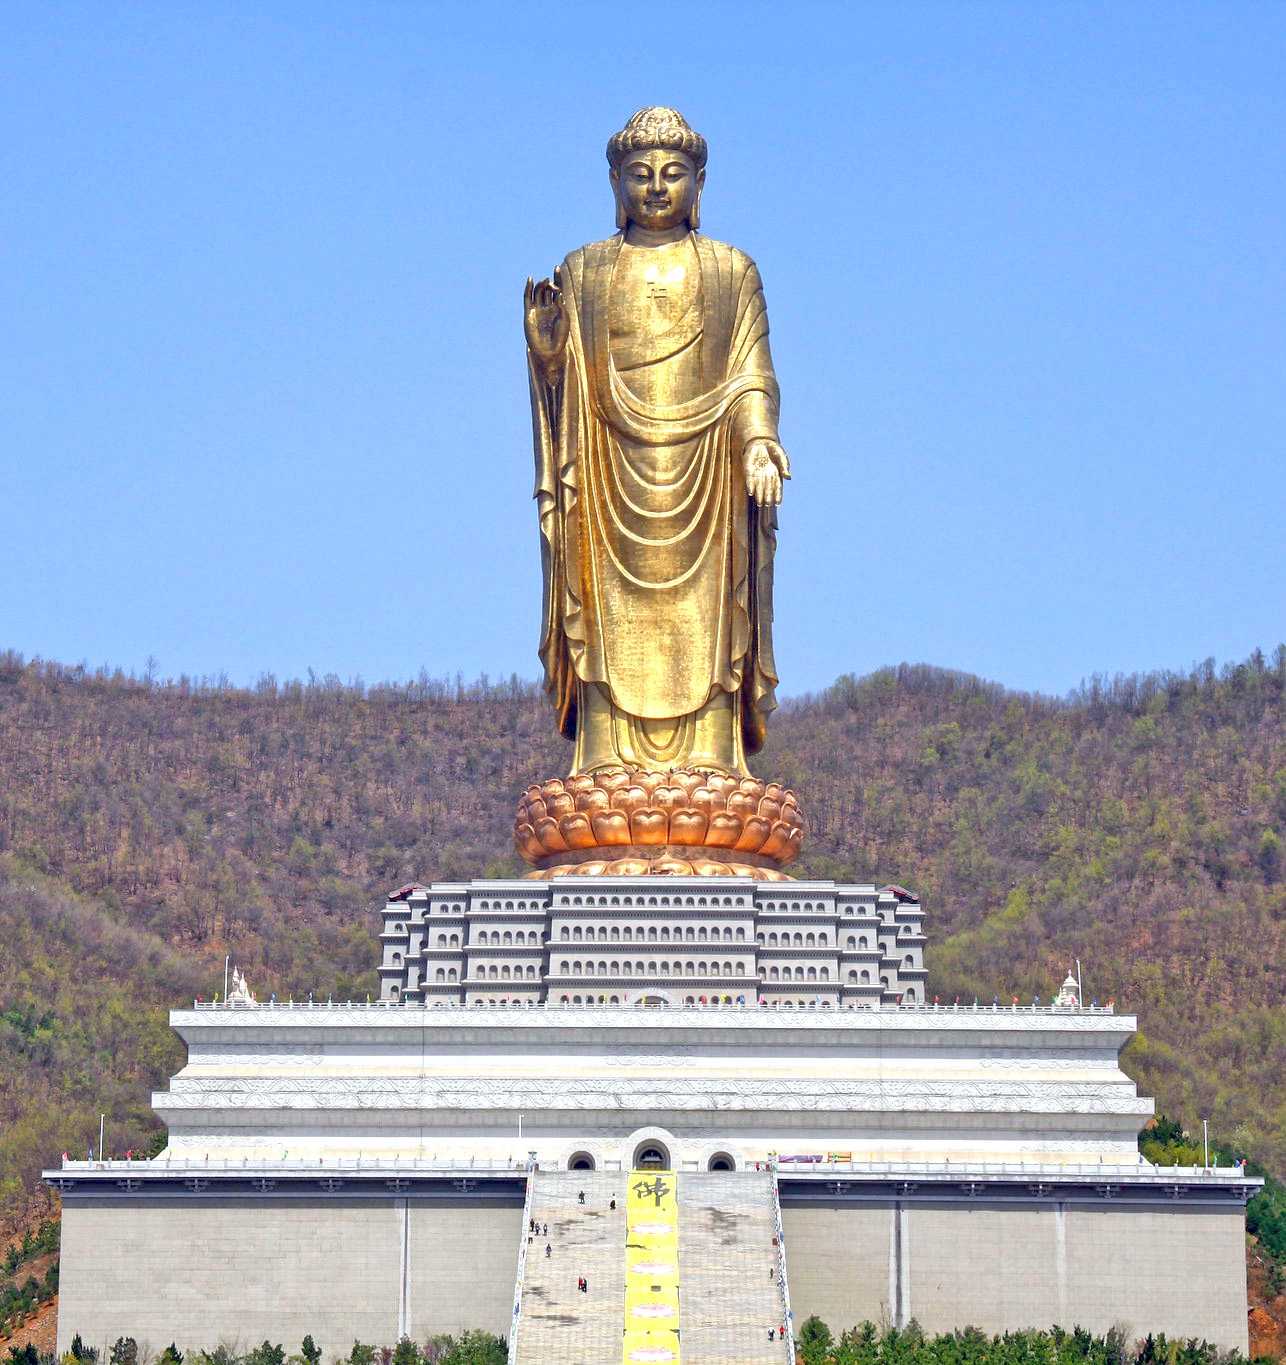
top-left (157, 1073), bottom-right (1147, 1115)
top-left (193, 1049), bottom-right (326, 1066)
top-left (603, 1051), bottom-right (697, 1068)
top-left (168, 1074), bottom-right (1136, 1099)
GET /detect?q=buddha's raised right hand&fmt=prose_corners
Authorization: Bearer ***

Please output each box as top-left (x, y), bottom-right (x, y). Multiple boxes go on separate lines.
top-left (524, 271), bottom-right (569, 371)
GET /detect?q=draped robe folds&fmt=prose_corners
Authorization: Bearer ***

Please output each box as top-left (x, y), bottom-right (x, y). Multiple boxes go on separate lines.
top-left (529, 232), bottom-right (782, 776)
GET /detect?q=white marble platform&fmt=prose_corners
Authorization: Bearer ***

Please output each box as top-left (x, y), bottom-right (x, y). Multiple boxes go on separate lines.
top-left (146, 999), bottom-right (1153, 1171)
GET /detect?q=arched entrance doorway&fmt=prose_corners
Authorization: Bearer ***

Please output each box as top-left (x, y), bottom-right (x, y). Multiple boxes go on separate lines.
top-left (568, 1151), bottom-right (596, 1171)
top-left (633, 1140), bottom-right (671, 1170)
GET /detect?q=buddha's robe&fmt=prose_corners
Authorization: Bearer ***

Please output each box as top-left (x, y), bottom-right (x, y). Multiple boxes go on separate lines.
top-left (529, 231), bottom-right (781, 775)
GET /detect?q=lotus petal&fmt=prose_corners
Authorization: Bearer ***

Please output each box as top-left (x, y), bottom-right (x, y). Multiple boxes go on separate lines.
top-left (531, 816), bottom-right (568, 853)
top-left (514, 823), bottom-right (544, 862)
top-left (559, 812), bottom-right (597, 850)
top-left (692, 787), bottom-right (727, 815)
top-left (608, 857), bottom-right (651, 876)
top-left (669, 810), bottom-right (709, 845)
top-left (704, 812), bottom-right (742, 848)
top-left (691, 858), bottom-right (731, 876)
top-left (758, 819), bottom-right (795, 862)
top-left (631, 808), bottom-right (669, 845)
top-left (590, 809), bottom-right (631, 846)
top-left (733, 814), bottom-right (772, 853)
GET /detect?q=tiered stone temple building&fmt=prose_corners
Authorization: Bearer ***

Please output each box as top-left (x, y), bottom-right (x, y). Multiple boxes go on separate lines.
top-left (50, 108), bottom-right (1259, 1363)
top-left (378, 880), bottom-right (926, 1008)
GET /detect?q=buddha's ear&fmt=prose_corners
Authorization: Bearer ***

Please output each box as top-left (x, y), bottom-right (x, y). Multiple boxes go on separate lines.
top-left (690, 168), bottom-right (706, 231)
top-left (610, 168), bottom-right (627, 231)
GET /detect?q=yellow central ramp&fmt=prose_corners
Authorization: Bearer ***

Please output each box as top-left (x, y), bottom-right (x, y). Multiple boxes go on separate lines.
top-left (623, 1169), bottom-right (681, 1364)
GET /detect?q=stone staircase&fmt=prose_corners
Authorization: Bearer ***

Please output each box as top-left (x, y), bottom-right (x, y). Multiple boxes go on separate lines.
top-left (514, 1170), bottom-right (627, 1365)
top-left (512, 1168), bottom-right (787, 1364)
top-left (677, 1171), bottom-right (788, 1364)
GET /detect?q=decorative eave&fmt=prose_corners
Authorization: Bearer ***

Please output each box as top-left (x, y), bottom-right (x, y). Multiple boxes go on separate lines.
top-left (43, 1159), bottom-right (1259, 1209)
top-left (778, 1164), bottom-right (1261, 1208)
top-left (44, 1162), bottom-right (527, 1201)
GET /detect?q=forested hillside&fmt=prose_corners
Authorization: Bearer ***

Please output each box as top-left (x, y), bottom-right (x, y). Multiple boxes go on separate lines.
top-left (1, 646), bottom-right (1283, 1229)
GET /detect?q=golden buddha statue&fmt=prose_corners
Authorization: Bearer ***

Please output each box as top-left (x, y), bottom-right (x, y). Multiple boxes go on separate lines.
top-left (517, 107), bottom-right (803, 878)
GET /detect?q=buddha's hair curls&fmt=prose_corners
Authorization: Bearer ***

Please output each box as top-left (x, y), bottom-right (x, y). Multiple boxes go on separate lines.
top-left (606, 107), bottom-right (707, 171)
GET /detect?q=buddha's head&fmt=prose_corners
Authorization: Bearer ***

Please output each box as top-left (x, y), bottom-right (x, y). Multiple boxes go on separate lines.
top-left (607, 107), bottom-right (707, 233)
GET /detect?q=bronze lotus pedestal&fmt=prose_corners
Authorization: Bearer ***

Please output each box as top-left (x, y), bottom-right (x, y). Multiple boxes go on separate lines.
top-left (514, 767), bottom-right (805, 880)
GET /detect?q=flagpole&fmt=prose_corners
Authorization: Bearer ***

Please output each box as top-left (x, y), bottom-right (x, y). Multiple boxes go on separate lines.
top-left (224, 955), bottom-right (230, 1003)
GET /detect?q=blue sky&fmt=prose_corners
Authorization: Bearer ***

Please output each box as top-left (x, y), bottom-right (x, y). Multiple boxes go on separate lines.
top-left (3, 1), bottom-right (1283, 698)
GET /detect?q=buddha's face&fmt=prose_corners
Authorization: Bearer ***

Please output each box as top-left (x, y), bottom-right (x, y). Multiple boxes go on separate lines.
top-left (612, 147), bottom-right (703, 232)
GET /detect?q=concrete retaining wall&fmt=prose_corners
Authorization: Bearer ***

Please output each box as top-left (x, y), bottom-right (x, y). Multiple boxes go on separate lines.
top-left (782, 1200), bottom-right (1248, 1353)
top-left (57, 1193), bottom-right (1249, 1357)
top-left (57, 1198), bottom-right (522, 1359)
